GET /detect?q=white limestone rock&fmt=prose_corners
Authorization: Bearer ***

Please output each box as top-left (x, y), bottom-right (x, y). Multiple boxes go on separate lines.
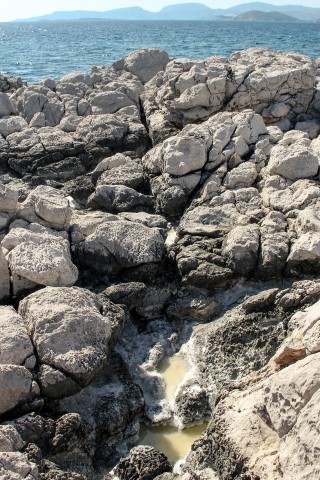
top-left (90, 91), bottom-right (136, 115)
top-left (0, 452), bottom-right (39, 479)
top-left (17, 185), bottom-right (72, 229)
top-left (268, 141), bottom-right (319, 181)
top-left (0, 92), bottom-right (13, 117)
top-left (0, 306), bottom-right (33, 366)
top-left (82, 220), bottom-right (164, 273)
top-left (0, 365), bottom-right (33, 415)
top-left (224, 162), bottom-right (257, 189)
top-left (222, 224), bottom-right (260, 275)
top-left (113, 48), bottom-right (170, 84)
top-left (0, 246), bottom-right (10, 300)
top-left (59, 114), bottom-right (82, 132)
top-left (0, 425), bottom-right (24, 452)
top-left (2, 223), bottom-right (78, 293)
top-left (18, 286), bottom-right (124, 388)
top-left (29, 112), bottom-right (46, 128)
top-left (0, 116), bottom-right (28, 138)
top-left (288, 232), bottom-right (320, 263)
top-left (13, 85), bottom-right (64, 126)
top-left (162, 127), bottom-right (210, 176)
top-left (142, 48), bottom-right (315, 142)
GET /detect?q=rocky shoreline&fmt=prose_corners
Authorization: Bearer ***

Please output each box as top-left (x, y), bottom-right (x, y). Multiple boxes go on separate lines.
top-left (0, 47), bottom-right (320, 479)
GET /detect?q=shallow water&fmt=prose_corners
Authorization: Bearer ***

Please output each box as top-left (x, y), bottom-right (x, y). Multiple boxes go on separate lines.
top-left (158, 354), bottom-right (187, 402)
top-left (139, 423), bottom-right (208, 464)
top-left (0, 21), bottom-right (319, 83)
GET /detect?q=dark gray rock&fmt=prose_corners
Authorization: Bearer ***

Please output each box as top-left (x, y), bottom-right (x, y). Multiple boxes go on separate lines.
top-left (115, 445), bottom-right (172, 480)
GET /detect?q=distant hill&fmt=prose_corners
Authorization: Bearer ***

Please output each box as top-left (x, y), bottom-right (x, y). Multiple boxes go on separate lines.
top-left (234, 10), bottom-right (300, 22)
top-left (14, 2), bottom-right (320, 23)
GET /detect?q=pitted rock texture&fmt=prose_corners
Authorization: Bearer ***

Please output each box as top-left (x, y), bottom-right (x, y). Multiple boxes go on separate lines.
top-left (115, 445), bottom-right (172, 480)
top-left (0, 47), bottom-right (320, 480)
top-left (142, 48), bottom-right (315, 143)
top-left (18, 287), bottom-right (125, 392)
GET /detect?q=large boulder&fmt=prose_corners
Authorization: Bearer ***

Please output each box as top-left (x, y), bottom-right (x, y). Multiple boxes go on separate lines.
top-left (79, 219), bottom-right (164, 274)
top-left (18, 286), bottom-right (125, 392)
top-left (0, 306), bottom-right (33, 366)
top-left (142, 48), bottom-right (315, 143)
top-left (2, 223), bottom-right (78, 294)
top-left (115, 445), bottom-right (172, 480)
top-left (0, 365), bottom-right (34, 416)
top-left (222, 224), bottom-right (260, 276)
top-left (0, 92), bottom-right (13, 117)
top-left (0, 116), bottom-right (28, 138)
top-left (0, 452), bottom-right (39, 479)
top-left (268, 139), bottom-right (319, 180)
top-left (17, 185), bottom-right (72, 229)
top-left (12, 85), bottom-right (65, 126)
top-left (113, 48), bottom-right (170, 84)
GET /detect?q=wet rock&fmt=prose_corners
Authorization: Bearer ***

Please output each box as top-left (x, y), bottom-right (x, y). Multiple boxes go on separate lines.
top-left (102, 282), bottom-right (147, 311)
top-left (9, 413), bottom-right (55, 447)
top-left (115, 445), bottom-right (172, 480)
top-left (37, 365), bottom-right (81, 399)
top-left (242, 288), bottom-right (279, 313)
top-left (192, 302), bottom-right (285, 405)
top-left (174, 382), bottom-right (208, 425)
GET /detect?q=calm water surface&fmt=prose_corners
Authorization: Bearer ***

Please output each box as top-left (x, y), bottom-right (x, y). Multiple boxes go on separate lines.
top-left (0, 21), bottom-right (319, 83)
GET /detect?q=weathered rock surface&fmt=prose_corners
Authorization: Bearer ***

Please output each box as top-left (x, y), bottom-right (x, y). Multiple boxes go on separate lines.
top-left (115, 445), bottom-right (172, 480)
top-left (0, 365), bottom-right (34, 416)
top-left (0, 452), bottom-right (39, 479)
top-left (0, 306), bottom-right (33, 366)
top-left (2, 223), bottom-right (78, 294)
top-left (19, 287), bottom-right (125, 392)
top-left (1, 47), bottom-right (320, 480)
top-left (142, 48), bottom-right (315, 143)
top-left (113, 48), bottom-right (170, 84)
top-left (77, 218), bottom-right (164, 274)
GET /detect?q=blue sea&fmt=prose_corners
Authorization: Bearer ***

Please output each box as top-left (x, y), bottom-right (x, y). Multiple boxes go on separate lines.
top-left (0, 20), bottom-right (319, 84)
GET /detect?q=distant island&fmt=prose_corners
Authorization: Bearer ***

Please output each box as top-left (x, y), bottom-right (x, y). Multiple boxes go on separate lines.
top-left (13, 2), bottom-right (320, 23)
top-left (234, 10), bottom-right (301, 22)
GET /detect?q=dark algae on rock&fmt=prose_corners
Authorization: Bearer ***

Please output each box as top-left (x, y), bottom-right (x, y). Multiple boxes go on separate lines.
top-left (0, 47), bottom-right (320, 480)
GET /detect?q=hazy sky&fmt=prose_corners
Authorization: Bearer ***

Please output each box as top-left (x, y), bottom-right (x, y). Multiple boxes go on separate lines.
top-left (1, 0), bottom-right (319, 22)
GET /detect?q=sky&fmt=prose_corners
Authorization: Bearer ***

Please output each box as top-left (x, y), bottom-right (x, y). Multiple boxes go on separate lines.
top-left (0, 0), bottom-right (320, 22)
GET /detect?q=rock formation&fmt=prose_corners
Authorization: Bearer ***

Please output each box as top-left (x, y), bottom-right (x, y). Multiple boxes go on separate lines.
top-left (0, 47), bottom-right (320, 480)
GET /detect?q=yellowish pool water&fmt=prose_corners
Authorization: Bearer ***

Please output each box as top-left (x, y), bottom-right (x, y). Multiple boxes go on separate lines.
top-left (158, 354), bottom-right (188, 402)
top-left (139, 423), bottom-right (208, 465)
